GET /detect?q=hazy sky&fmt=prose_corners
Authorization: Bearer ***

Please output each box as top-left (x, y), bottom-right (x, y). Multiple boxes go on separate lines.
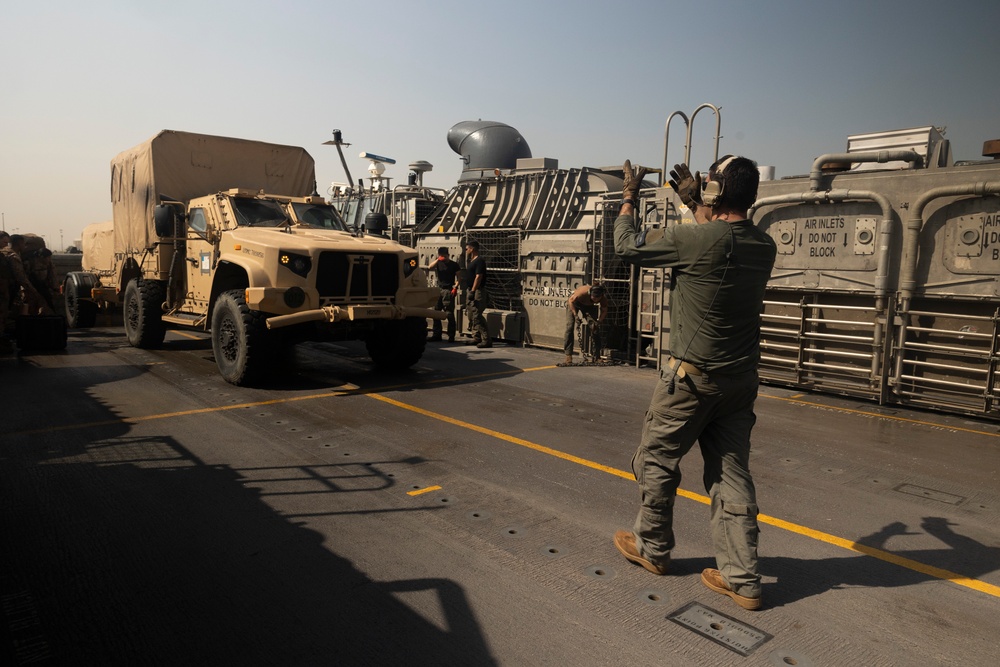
top-left (2, 0), bottom-right (998, 248)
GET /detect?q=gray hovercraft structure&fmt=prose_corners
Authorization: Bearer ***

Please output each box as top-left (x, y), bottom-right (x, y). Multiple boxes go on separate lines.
top-left (333, 114), bottom-right (1000, 420)
top-left (414, 120), bottom-right (654, 355)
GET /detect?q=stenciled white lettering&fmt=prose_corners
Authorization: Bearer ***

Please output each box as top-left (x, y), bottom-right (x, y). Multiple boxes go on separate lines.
top-left (522, 285), bottom-right (574, 298)
top-left (809, 246), bottom-right (836, 257)
top-left (803, 216), bottom-right (846, 230)
top-left (526, 297), bottom-right (567, 309)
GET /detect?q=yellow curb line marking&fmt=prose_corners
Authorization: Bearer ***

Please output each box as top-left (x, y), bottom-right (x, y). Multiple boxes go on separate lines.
top-left (368, 392), bottom-right (1000, 599)
top-left (407, 485), bottom-right (442, 496)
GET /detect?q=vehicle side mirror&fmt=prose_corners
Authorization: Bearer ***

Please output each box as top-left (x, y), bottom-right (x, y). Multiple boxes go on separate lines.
top-left (154, 204), bottom-right (178, 237)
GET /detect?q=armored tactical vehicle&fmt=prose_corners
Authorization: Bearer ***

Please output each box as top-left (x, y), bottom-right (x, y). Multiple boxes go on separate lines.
top-left (66, 130), bottom-right (441, 384)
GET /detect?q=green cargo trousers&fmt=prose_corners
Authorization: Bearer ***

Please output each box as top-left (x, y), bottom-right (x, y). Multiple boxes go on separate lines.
top-left (465, 289), bottom-right (490, 342)
top-left (630, 365), bottom-right (762, 598)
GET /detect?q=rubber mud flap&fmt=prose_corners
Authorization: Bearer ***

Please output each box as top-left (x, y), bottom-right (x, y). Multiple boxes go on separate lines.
top-left (15, 315), bottom-right (68, 351)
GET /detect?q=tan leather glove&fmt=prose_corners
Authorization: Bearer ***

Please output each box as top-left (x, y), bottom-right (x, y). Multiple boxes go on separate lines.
top-left (668, 163), bottom-right (702, 209)
top-left (622, 160), bottom-right (648, 201)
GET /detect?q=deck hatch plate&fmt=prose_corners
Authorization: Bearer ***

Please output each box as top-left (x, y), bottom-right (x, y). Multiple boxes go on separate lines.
top-left (667, 601), bottom-right (772, 656)
top-left (894, 483), bottom-right (965, 505)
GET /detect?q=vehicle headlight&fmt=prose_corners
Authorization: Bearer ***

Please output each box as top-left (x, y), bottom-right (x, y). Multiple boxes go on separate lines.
top-left (403, 256), bottom-right (418, 278)
top-left (280, 251), bottom-right (312, 277)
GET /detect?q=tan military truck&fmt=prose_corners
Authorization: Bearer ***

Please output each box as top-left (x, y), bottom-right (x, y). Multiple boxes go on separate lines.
top-left (66, 130), bottom-right (441, 384)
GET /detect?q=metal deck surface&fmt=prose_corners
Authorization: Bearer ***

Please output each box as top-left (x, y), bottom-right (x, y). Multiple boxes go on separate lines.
top-left (2, 328), bottom-right (998, 666)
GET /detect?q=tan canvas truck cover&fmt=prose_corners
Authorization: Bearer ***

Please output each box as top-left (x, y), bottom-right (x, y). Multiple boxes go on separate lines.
top-left (81, 220), bottom-right (115, 274)
top-left (110, 130), bottom-right (315, 252)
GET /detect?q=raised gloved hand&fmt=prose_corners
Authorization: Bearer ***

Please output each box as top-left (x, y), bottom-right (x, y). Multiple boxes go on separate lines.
top-left (668, 163), bottom-right (702, 209)
top-left (622, 160), bottom-right (648, 202)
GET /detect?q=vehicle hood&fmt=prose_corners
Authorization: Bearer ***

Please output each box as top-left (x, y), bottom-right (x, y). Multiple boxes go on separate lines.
top-left (227, 227), bottom-right (411, 253)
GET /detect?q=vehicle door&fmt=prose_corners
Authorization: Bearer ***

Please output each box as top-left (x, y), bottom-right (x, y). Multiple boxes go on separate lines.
top-left (185, 206), bottom-right (215, 310)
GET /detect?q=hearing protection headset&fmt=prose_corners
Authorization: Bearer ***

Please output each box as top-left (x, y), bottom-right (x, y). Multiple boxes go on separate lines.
top-left (701, 155), bottom-right (736, 208)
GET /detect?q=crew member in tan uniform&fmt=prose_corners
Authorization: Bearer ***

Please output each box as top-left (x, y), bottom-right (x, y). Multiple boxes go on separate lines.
top-left (563, 283), bottom-right (607, 365)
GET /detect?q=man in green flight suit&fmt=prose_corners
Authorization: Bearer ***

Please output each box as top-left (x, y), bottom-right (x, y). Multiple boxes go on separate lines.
top-left (612, 155), bottom-right (776, 611)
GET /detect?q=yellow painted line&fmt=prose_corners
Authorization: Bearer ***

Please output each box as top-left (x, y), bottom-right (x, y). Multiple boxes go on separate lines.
top-left (10, 389), bottom-right (356, 437)
top-left (762, 515), bottom-right (1000, 596)
top-left (407, 485), bottom-right (442, 496)
top-left (7, 366), bottom-right (543, 438)
top-left (369, 393), bottom-right (633, 481)
top-left (370, 365), bottom-right (557, 393)
top-left (369, 392), bottom-right (1000, 600)
top-left (759, 393), bottom-right (1000, 439)
top-left (170, 330), bottom-right (204, 340)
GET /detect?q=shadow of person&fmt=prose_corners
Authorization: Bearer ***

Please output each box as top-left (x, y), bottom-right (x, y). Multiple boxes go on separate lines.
top-left (760, 517), bottom-right (1000, 608)
top-left (916, 516), bottom-right (999, 576)
top-left (854, 520), bottom-right (921, 547)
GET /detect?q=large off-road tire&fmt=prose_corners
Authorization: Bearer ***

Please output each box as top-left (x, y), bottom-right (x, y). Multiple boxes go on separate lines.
top-left (211, 289), bottom-right (274, 386)
top-left (366, 317), bottom-right (427, 370)
top-left (63, 272), bottom-right (98, 328)
top-left (123, 278), bottom-right (166, 348)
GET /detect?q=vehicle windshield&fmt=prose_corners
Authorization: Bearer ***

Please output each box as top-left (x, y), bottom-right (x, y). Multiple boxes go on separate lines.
top-left (232, 198), bottom-right (290, 227)
top-left (290, 202), bottom-right (348, 231)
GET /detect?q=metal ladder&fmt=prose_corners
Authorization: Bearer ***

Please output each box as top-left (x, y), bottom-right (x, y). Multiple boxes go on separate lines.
top-left (635, 267), bottom-right (665, 368)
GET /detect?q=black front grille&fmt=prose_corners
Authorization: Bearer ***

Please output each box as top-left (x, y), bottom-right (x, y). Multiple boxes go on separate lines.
top-left (316, 252), bottom-right (399, 301)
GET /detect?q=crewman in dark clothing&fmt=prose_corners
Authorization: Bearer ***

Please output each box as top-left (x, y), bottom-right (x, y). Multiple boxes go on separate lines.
top-left (28, 247), bottom-right (58, 313)
top-left (464, 240), bottom-right (491, 348)
top-left (427, 247), bottom-right (460, 342)
top-left (0, 232), bottom-right (12, 340)
top-left (1, 234), bottom-right (47, 316)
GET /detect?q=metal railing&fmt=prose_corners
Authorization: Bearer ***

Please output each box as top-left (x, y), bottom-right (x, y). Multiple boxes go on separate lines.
top-left (892, 306), bottom-right (1000, 416)
top-left (759, 296), bottom-right (886, 399)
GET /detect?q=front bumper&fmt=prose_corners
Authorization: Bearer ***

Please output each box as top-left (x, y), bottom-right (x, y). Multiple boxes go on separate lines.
top-left (266, 304), bottom-right (445, 330)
